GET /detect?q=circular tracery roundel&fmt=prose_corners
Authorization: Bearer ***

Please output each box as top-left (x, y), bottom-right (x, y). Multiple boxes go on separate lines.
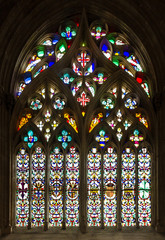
top-left (13, 11), bottom-right (153, 230)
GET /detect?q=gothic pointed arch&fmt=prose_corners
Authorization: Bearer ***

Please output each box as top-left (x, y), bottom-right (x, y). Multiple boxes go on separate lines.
top-left (11, 10), bottom-right (155, 231)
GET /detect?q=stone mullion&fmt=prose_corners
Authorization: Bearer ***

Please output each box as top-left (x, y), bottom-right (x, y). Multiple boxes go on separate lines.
top-left (101, 151), bottom-right (104, 229)
top-left (117, 145), bottom-right (122, 230)
top-left (28, 151), bottom-right (32, 229)
top-left (44, 149), bottom-right (49, 230)
top-left (62, 151), bottom-right (66, 229)
top-left (135, 151), bottom-right (139, 228)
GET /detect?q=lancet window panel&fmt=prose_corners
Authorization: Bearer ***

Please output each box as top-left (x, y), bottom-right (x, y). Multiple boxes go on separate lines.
top-left (16, 143), bottom-right (80, 228)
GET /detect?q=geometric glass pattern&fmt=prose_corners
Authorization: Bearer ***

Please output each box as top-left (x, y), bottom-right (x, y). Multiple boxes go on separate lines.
top-left (87, 148), bottom-right (101, 226)
top-left (57, 130), bottom-right (72, 149)
top-left (95, 130), bottom-right (109, 148)
top-left (121, 148), bottom-right (136, 226)
top-left (138, 147), bottom-right (151, 226)
top-left (103, 147), bottom-right (117, 226)
top-left (49, 147), bottom-right (64, 227)
top-left (16, 148), bottom-right (29, 227)
top-left (15, 14), bottom-right (152, 230)
top-left (66, 147), bottom-right (79, 226)
top-left (24, 130), bottom-right (38, 148)
top-left (31, 147), bottom-right (45, 226)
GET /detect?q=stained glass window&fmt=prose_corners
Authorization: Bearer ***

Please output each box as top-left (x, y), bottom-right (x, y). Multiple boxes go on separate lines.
top-left (15, 13), bottom-right (152, 231)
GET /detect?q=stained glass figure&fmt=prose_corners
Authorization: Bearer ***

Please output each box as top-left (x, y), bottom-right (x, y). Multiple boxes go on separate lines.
top-left (101, 96), bottom-right (115, 109)
top-left (136, 113), bottom-right (149, 128)
top-left (93, 72), bottom-right (107, 84)
top-left (130, 129), bottom-right (144, 148)
top-left (138, 147), bottom-right (151, 226)
top-left (31, 147), bottom-right (45, 226)
top-left (57, 130), bottom-right (72, 149)
top-left (64, 113), bottom-right (78, 133)
top-left (30, 98), bottom-right (42, 110)
top-left (49, 147), bottom-right (64, 226)
top-left (77, 50), bottom-right (90, 68)
top-left (121, 148), bottom-right (136, 226)
top-left (87, 148), bottom-right (101, 226)
top-left (53, 97), bottom-right (65, 110)
top-left (77, 91), bottom-right (90, 107)
top-left (24, 130), bottom-right (38, 148)
top-left (95, 130), bottom-right (109, 148)
top-left (66, 147), bottom-right (79, 226)
top-left (18, 113), bottom-right (32, 130)
top-left (103, 147), bottom-right (117, 226)
top-left (16, 148), bottom-right (29, 226)
top-left (89, 113), bottom-right (103, 133)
